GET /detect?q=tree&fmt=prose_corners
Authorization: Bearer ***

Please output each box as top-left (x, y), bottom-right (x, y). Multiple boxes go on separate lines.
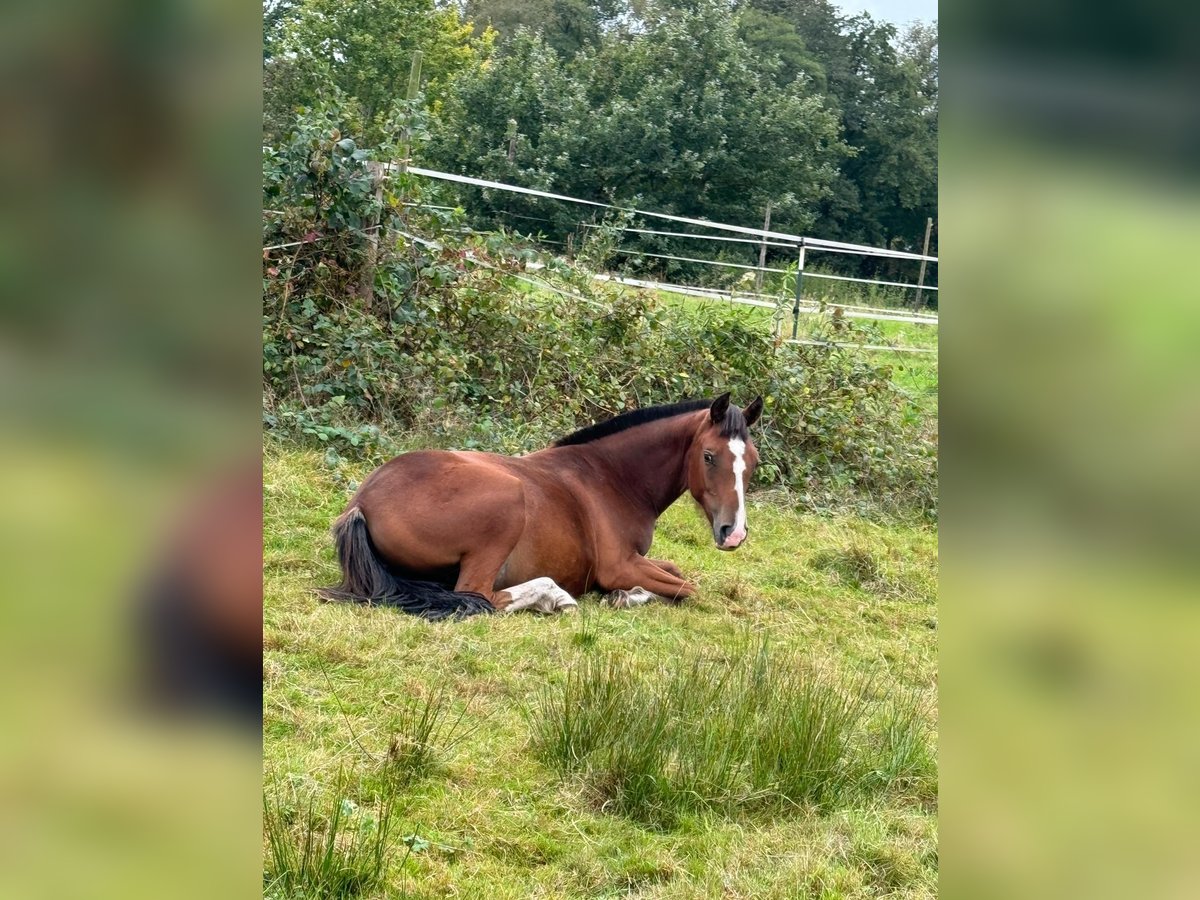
top-left (735, 6), bottom-right (827, 89)
top-left (816, 15), bottom-right (938, 256)
top-left (268, 0), bottom-right (938, 274)
top-left (464, 0), bottom-right (623, 57)
top-left (430, 1), bottom-right (848, 280)
top-left (263, 0), bottom-right (492, 144)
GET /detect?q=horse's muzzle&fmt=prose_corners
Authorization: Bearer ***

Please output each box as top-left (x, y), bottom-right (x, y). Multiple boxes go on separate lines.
top-left (716, 524), bottom-right (747, 550)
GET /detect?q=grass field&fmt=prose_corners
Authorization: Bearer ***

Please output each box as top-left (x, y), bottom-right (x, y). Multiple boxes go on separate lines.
top-left (263, 447), bottom-right (938, 899)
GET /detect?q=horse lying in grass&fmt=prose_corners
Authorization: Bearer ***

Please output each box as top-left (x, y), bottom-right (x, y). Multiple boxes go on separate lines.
top-left (318, 393), bottom-right (763, 620)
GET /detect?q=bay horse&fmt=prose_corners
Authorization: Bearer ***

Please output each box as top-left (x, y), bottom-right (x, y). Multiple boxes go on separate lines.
top-left (318, 393), bottom-right (762, 620)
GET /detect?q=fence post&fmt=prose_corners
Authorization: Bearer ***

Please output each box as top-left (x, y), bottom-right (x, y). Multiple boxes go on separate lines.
top-left (400, 51), bottom-right (423, 174)
top-left (506, 119), bottom-right (518, 163)
top-left (755, 201), bottom-right (772, 293)
top-left (913, 216), bottom-right (933, 310)
top-left (360, 161), bottom-right (385, 305)
top-left (791, 237), bottom-right (806, 340)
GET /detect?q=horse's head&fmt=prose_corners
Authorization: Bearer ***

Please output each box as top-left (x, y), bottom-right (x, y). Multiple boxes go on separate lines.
top-left (687, 393), bottom-right (763, 550)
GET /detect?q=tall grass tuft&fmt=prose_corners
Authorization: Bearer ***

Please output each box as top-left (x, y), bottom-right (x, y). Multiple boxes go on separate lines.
top-left (263, 767), bottom-right (402, 899)
top-left (861, 688), bottom-right (938, 804)
top-left (810, 543), bottom-right (882, 589)
top-left (529, 643), bottom-right (933, 825)
top-left (532, 655), bottom-right (639, 775)
top-left (570, 606), bottom-right (600, 650)
top-left (746, 660), bottom-right (869, 809)
top-left (382, 687), bottom-right (472, 784)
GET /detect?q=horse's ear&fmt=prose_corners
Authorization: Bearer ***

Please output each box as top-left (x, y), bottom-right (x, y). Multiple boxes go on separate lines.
top-left (743, 396), bottom-right (764, 428)
top-left (709, 392), bottom-right (731, 424)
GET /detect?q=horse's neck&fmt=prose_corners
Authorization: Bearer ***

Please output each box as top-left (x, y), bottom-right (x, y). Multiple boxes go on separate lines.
top-left (585, 415), bottom-right (697, 518)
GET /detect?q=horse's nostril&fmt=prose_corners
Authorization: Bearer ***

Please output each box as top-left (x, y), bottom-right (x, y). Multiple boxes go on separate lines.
top-left (717, 524), bottom-right (734, 544)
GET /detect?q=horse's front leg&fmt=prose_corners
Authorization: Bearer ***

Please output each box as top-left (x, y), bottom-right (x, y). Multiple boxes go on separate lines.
top-left (603, 556), bottom-right (695, 606)
top-left (648, 557), bottom-right (685, 579)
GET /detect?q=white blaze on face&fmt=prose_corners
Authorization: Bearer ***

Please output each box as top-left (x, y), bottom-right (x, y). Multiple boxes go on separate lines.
top-left (727, 437), bottom-right (748, 547)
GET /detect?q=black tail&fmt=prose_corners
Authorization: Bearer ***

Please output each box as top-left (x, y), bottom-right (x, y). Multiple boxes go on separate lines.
top-left (316, 507), bottom-right (494, 622)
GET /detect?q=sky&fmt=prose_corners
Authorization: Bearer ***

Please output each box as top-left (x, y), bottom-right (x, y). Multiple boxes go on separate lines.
top-left (835, 0), bottom-right (937, 25)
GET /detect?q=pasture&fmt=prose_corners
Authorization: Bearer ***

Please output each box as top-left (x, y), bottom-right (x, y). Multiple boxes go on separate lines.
top-left (263, 446), bottom-right (938, 899)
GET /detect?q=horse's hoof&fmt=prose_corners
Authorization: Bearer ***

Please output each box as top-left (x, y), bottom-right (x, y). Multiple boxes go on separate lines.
top-left (550, 584), bottom-right (578, 611)
top-left (603, 587), bottom-right (654, 608)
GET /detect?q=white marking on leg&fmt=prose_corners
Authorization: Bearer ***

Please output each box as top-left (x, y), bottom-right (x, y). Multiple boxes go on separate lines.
top-left (501, 577), bottom-right (578, 614)
top-left (727, 437), bottom-right (748, 547)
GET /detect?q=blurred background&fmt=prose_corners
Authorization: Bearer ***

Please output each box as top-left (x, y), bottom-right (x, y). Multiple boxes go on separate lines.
top-left (0, 0), bottom-right (261, 897)
top-left (943, 0), bottom-right (1200, 897)
top-left (0, 0), bottom-right (1196, 896)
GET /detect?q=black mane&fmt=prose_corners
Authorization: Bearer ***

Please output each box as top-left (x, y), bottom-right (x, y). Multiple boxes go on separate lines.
top-left (554, 398), bottom-right (749, 447)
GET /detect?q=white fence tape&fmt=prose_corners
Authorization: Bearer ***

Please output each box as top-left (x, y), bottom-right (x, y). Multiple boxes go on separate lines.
top-left (594, 274), bottom-right (939, 326)
top-left (784, 338), bottom-right (937, 354)
top-left (582, 222), bottom-right (799, 249)
top-left (406, 166), bottom-right (937, 264)
top-left (610, 248), bottom-right (938, 293)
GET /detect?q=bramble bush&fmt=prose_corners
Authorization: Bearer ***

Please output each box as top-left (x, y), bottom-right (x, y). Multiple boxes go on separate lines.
top-left (263, 101), bottom-right (936, 519)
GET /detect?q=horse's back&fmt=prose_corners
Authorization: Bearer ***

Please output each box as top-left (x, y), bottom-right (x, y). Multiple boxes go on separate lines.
top-left (354, 449), bottom-right (527, 572)
top-left (351, 448), bottom-right (594, 593)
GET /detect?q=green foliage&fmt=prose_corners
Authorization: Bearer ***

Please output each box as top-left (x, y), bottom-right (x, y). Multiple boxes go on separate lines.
top-left (465, 0), bottom-right (619, 57)
top-left (527, 642), bottom-right (932, 826)
top-left (736, 5), bottom-right (828, 89)
top-left (431, 8), bottom-right (846, 249)
top-left (574, 209), bottom-right (633, 273)
top-left (419, 0), bottom-right (937, 283)
top-left (263, 0), bottom-right (493, 144)
top-left (819, 14), bottom-right (939, 256)
top-left (263, 104), bottom-right (936, 519)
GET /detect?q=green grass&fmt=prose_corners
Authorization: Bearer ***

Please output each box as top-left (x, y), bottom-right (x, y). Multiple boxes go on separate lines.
top-left (264, 766), bottom-right (403, 900)
top-left (264, 446), bottom-right (938, 898)
top-left (528, 644), bottom-right (933, 828)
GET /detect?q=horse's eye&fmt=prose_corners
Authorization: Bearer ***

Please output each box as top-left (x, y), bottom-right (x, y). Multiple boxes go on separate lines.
top-left (703, 451), bottom-right (715, 466)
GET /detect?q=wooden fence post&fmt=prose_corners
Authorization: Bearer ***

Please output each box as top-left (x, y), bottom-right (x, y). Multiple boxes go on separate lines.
top-left (792, 237), bottom-right (806, 340)
top-left (506, 119), bottom-right (518, 163)
top-left (755, 201), bottom-right (772, 293)
top-left (400, 51), bottom-right (423, 174)
top-left (360, 161), bottom-right (384, 304)
top-left (913, 217), bottom-right (933, 310)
